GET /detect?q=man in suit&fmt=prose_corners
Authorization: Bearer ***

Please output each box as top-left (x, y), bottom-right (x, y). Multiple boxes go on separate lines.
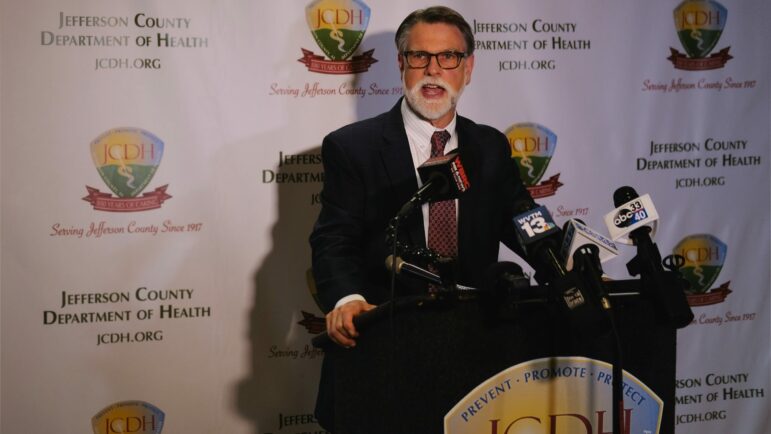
top-left (309, 6), bottom-right (534, 428)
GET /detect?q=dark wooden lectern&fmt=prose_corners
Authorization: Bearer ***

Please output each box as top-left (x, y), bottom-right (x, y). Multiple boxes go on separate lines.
top-left (314, 291), bottom-right (677, 434)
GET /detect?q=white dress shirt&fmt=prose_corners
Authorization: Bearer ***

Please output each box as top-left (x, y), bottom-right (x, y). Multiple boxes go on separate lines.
top-left (334, 99), bottom-right (459, 308)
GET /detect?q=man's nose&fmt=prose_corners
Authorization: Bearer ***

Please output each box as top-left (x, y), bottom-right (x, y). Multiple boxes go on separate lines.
top-left (425, 55), bottom-right (442, 75)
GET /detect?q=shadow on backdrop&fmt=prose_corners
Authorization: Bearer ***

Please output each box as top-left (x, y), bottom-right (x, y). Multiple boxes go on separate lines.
top-left (351, 30), bottom-right (401, 120)
top-left (236, 29), bottom-right (400, 434)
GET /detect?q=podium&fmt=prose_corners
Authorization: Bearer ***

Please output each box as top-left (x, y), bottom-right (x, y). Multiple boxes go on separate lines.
top-left (314, 291), bottom-right (678, 434)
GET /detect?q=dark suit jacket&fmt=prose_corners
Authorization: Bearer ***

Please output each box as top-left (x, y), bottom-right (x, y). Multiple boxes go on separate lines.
top-left (309, 99), bottom-right (533, 428)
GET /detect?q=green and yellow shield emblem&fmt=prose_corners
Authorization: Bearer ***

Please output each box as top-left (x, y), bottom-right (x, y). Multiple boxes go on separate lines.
top-left (674, 234), bottom-right (727, 294)
top-left (90, 128), bottom-right (164, 198)
top-left (673, 0), bottom-right (727, 59)
top-left (306, 0), bottom-right (371, 61)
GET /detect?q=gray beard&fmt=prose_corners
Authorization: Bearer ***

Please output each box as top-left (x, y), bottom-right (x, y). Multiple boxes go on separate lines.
top-left (402, 77), bottom-right (463, 121)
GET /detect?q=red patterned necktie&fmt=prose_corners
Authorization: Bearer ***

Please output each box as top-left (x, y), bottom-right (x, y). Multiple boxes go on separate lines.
top-left (427, 130), bottom-right (457, 258)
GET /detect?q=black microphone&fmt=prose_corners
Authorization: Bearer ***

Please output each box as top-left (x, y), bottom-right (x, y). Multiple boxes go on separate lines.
top-left (397, 152), bottom-right (469, 218)
top-left (385, 255), bottom-right (442, 286)
top-left (560, 218), bottom-right (619, 272)
top-left (611, 186), bottom-right (694, 328)
top-left (572, 244), bottom-right (612, 310)
top-left (612, 186), bottom-right (661, 276)
top-left (511, 199), bottom-right (566, 283)
top-left (510, 200), bottom-right (604, 321)
top-left (567, 244), bottom-right (615, 336)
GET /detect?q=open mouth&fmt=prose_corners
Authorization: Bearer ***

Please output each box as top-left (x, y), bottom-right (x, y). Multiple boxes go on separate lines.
top-left (421, 83), bottom-right (447, 99)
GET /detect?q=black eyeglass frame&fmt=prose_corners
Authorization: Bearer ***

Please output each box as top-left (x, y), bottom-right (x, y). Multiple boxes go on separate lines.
top-left (401, 50), bottom-right (467, 69)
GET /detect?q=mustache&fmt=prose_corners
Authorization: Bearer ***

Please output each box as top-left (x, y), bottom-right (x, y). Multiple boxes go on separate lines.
top-left (409, 76), bottom-right (450, 91)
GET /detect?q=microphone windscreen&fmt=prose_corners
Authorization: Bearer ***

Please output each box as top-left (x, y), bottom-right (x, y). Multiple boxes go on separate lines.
top-left (425, 171), bottom-right (449, 196)
top-left (561, 218), bottom-right (585, 234)
top-left (613, 186), bottom-right (639, 207)
top-left (384, 255), bottom-right (402, 273)
top-left (417, 152), bottom-right (469, 202)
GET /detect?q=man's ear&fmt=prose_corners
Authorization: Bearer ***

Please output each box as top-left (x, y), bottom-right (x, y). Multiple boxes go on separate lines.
top-left (464, 53), bottom-right (475, 85)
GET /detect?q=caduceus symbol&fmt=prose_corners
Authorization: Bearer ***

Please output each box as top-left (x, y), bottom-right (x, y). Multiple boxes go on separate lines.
top-left (329, 24), bottom-right (347, 54)
top-left (513, 137), bottom-right (536, 179)
top-left (684, 11), bottom-right (706, 52)
top-left (692, 264), bottom-right (707, 287)
top-left (685, 249), bottom-right (708, 287)
top-left (116, 156), bottom-right (136, 189)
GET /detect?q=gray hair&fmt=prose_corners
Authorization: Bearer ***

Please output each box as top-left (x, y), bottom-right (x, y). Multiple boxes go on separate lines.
top-left (394, 6), bottom-right (475, 55)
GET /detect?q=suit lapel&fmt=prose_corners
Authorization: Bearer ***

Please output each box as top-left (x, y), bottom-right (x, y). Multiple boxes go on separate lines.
top-left (380, 101), bottom-right (425, 248)
top-left (456, 116), bottom-right (480, 264)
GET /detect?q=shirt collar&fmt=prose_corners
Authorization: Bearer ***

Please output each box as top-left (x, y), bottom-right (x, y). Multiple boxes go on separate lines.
top-left (401, 98), bottom-right (457, 147)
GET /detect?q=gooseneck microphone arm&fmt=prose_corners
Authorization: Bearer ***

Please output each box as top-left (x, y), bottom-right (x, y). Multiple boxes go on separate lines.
top-left (396, 172), bottom-right (448, 218)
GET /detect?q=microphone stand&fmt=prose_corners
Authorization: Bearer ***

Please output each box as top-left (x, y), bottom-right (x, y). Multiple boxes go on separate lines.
top-left (613, 187), bottom-right (693, 328)
top-left (572, 245), bottom-right (625, 434)
top-left (384, 191), bottom-right (447, 426)
top-left (386, 214), bottom-right (402, 428)
top-left (626, 226), bottom-right (694, 328)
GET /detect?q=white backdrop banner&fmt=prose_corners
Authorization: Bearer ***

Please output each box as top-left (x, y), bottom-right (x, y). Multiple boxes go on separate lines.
top-left (1, 0), bottom-right (768, 433)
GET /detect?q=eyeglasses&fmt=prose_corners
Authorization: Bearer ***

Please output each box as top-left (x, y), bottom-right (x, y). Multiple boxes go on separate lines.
top-left (402, 50), bottom-right (467, 69)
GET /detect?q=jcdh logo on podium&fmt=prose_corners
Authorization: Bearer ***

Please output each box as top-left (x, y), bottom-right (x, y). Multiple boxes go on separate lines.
top-left (92, 401), bottom-right (165, 434)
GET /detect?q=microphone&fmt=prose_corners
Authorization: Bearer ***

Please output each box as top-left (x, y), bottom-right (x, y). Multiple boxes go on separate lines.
top-left (511, 200), bottom-right (566, 282)
top-left (397, 152), bottom-right (469, 218)
top-left (560, 219), bottom-right (619, 272)
top-left (607, 186), bottom-right (661, 274)
top-left (603, 186), bottom-right (659, 245)
top-left (571, 244), bottom-right (612, 310)
top-left (607, 186), bottom-right (694, 328)
top-left (510, 201), bottom-right (602, 319)
top-left (385, 255), bottom-right (479, 294)
top-left (568, 244), bottom-right (620, 335)
top-left (385, 255), bottom-right (442, 286)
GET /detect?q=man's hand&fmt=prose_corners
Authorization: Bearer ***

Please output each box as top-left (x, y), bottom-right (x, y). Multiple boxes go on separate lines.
top-left (326, 300), bottom-right (376, 348)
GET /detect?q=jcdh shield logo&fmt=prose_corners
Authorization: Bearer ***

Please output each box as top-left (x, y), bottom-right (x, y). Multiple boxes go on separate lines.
top-left (674, 234), bottom-right (732, 306)
top-left (668, 0), bottom-right (732, 70)
top-left (83, 127), bottom-right (171, 212)
top-left (299, 0), bottom-right (377, 74)
top-left (505, 122), bottom-right (563, 198)
top-left (92, 400), bottom-right (165, 434)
